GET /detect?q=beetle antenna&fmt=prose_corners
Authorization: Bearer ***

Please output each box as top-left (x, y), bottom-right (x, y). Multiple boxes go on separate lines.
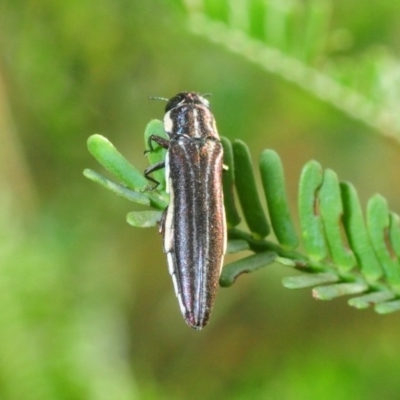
top-left (149, 96), bottom-right (169, 102)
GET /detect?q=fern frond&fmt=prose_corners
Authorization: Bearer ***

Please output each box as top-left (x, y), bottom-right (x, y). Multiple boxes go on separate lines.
top-left (220, 137), bottom-right (400, 314)
top-left (181, 0), bottom-right (400, 141)
top-left (84, 120), bottom-right (400, 315)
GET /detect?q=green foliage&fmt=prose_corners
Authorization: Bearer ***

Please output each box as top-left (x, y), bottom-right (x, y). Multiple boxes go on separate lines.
top-left (232, 140), bottom-right (271, 238)
top-left (181, 0), bottom-right (400, 141)
top-left (85, 119), bottom-right (400, 316)
top-left (84, 133), bottom-right (168, 209)
top-left (4, 0), bottom-right (400, 398)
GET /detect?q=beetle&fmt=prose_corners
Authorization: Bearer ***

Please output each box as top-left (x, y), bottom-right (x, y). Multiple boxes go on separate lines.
top-left (144, 92), bottom-right (226, 329)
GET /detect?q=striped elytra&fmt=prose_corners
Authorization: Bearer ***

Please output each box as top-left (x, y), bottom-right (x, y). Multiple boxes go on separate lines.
top-left (145, 92), bottom-right (226, 329)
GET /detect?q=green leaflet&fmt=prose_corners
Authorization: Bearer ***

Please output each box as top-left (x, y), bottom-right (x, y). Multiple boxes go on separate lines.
top-left (375, 299), bottom-right (400, 314)
top-left (319, 169), bottom-right (356, 272)
top-left (221, 137), bottom-right (241, 228)
top-left (226, 240), bottom-right (250, 254)
top-left (389, 212), bottom-right (400, 257)
top-left (298, 160), bottom-right (327, 261)
top-left (83, 169), bottom-right (150, 206)
top-left (259, 149), bottom-right (298, 250)
top-left (348, 291), bottom-right (395, 309)
top-left (127, 211), bottom-right (163, 228)
top-left (220, 251), bottom-right (277, 287)
top-left (232, 140), bottom-right (270, 238)
top-left (87, 134), bottom-right (148, 191)
top-left (282, 272), bottom-right (338, 289)
top-left (367, 195), bottom-right (400, 290)
top-left (313, 282), bottom-right (369, 300)
top-left (341, 182), bottom-right (383, 282)
top-left (86, 134), bottom-right (167, 209)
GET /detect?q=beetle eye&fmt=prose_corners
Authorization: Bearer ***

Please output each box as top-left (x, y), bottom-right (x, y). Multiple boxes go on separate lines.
top-left (165, 94), bottom-right (184, 112)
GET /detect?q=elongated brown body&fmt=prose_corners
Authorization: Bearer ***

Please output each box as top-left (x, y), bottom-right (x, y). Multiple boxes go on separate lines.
top-left (145, 92), bottom-right (226, 329)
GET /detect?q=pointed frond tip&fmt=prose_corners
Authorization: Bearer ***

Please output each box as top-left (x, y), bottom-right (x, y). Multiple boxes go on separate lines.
top-left (85, 124), bottom-right (400, 315)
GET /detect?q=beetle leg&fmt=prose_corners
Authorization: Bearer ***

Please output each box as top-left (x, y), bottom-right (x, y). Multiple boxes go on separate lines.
top-left (143, 160), bottom-right (166, 190)
top-left (144, 135), bottom-right (170, 155)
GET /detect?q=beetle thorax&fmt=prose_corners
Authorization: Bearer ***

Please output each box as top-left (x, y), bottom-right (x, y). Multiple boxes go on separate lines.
top-left (164, 105), bottom-right (219, 140)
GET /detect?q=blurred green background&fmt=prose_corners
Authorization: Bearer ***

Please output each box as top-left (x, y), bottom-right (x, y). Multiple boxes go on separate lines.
top-left (1, 0), bottom-right (400, 399)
